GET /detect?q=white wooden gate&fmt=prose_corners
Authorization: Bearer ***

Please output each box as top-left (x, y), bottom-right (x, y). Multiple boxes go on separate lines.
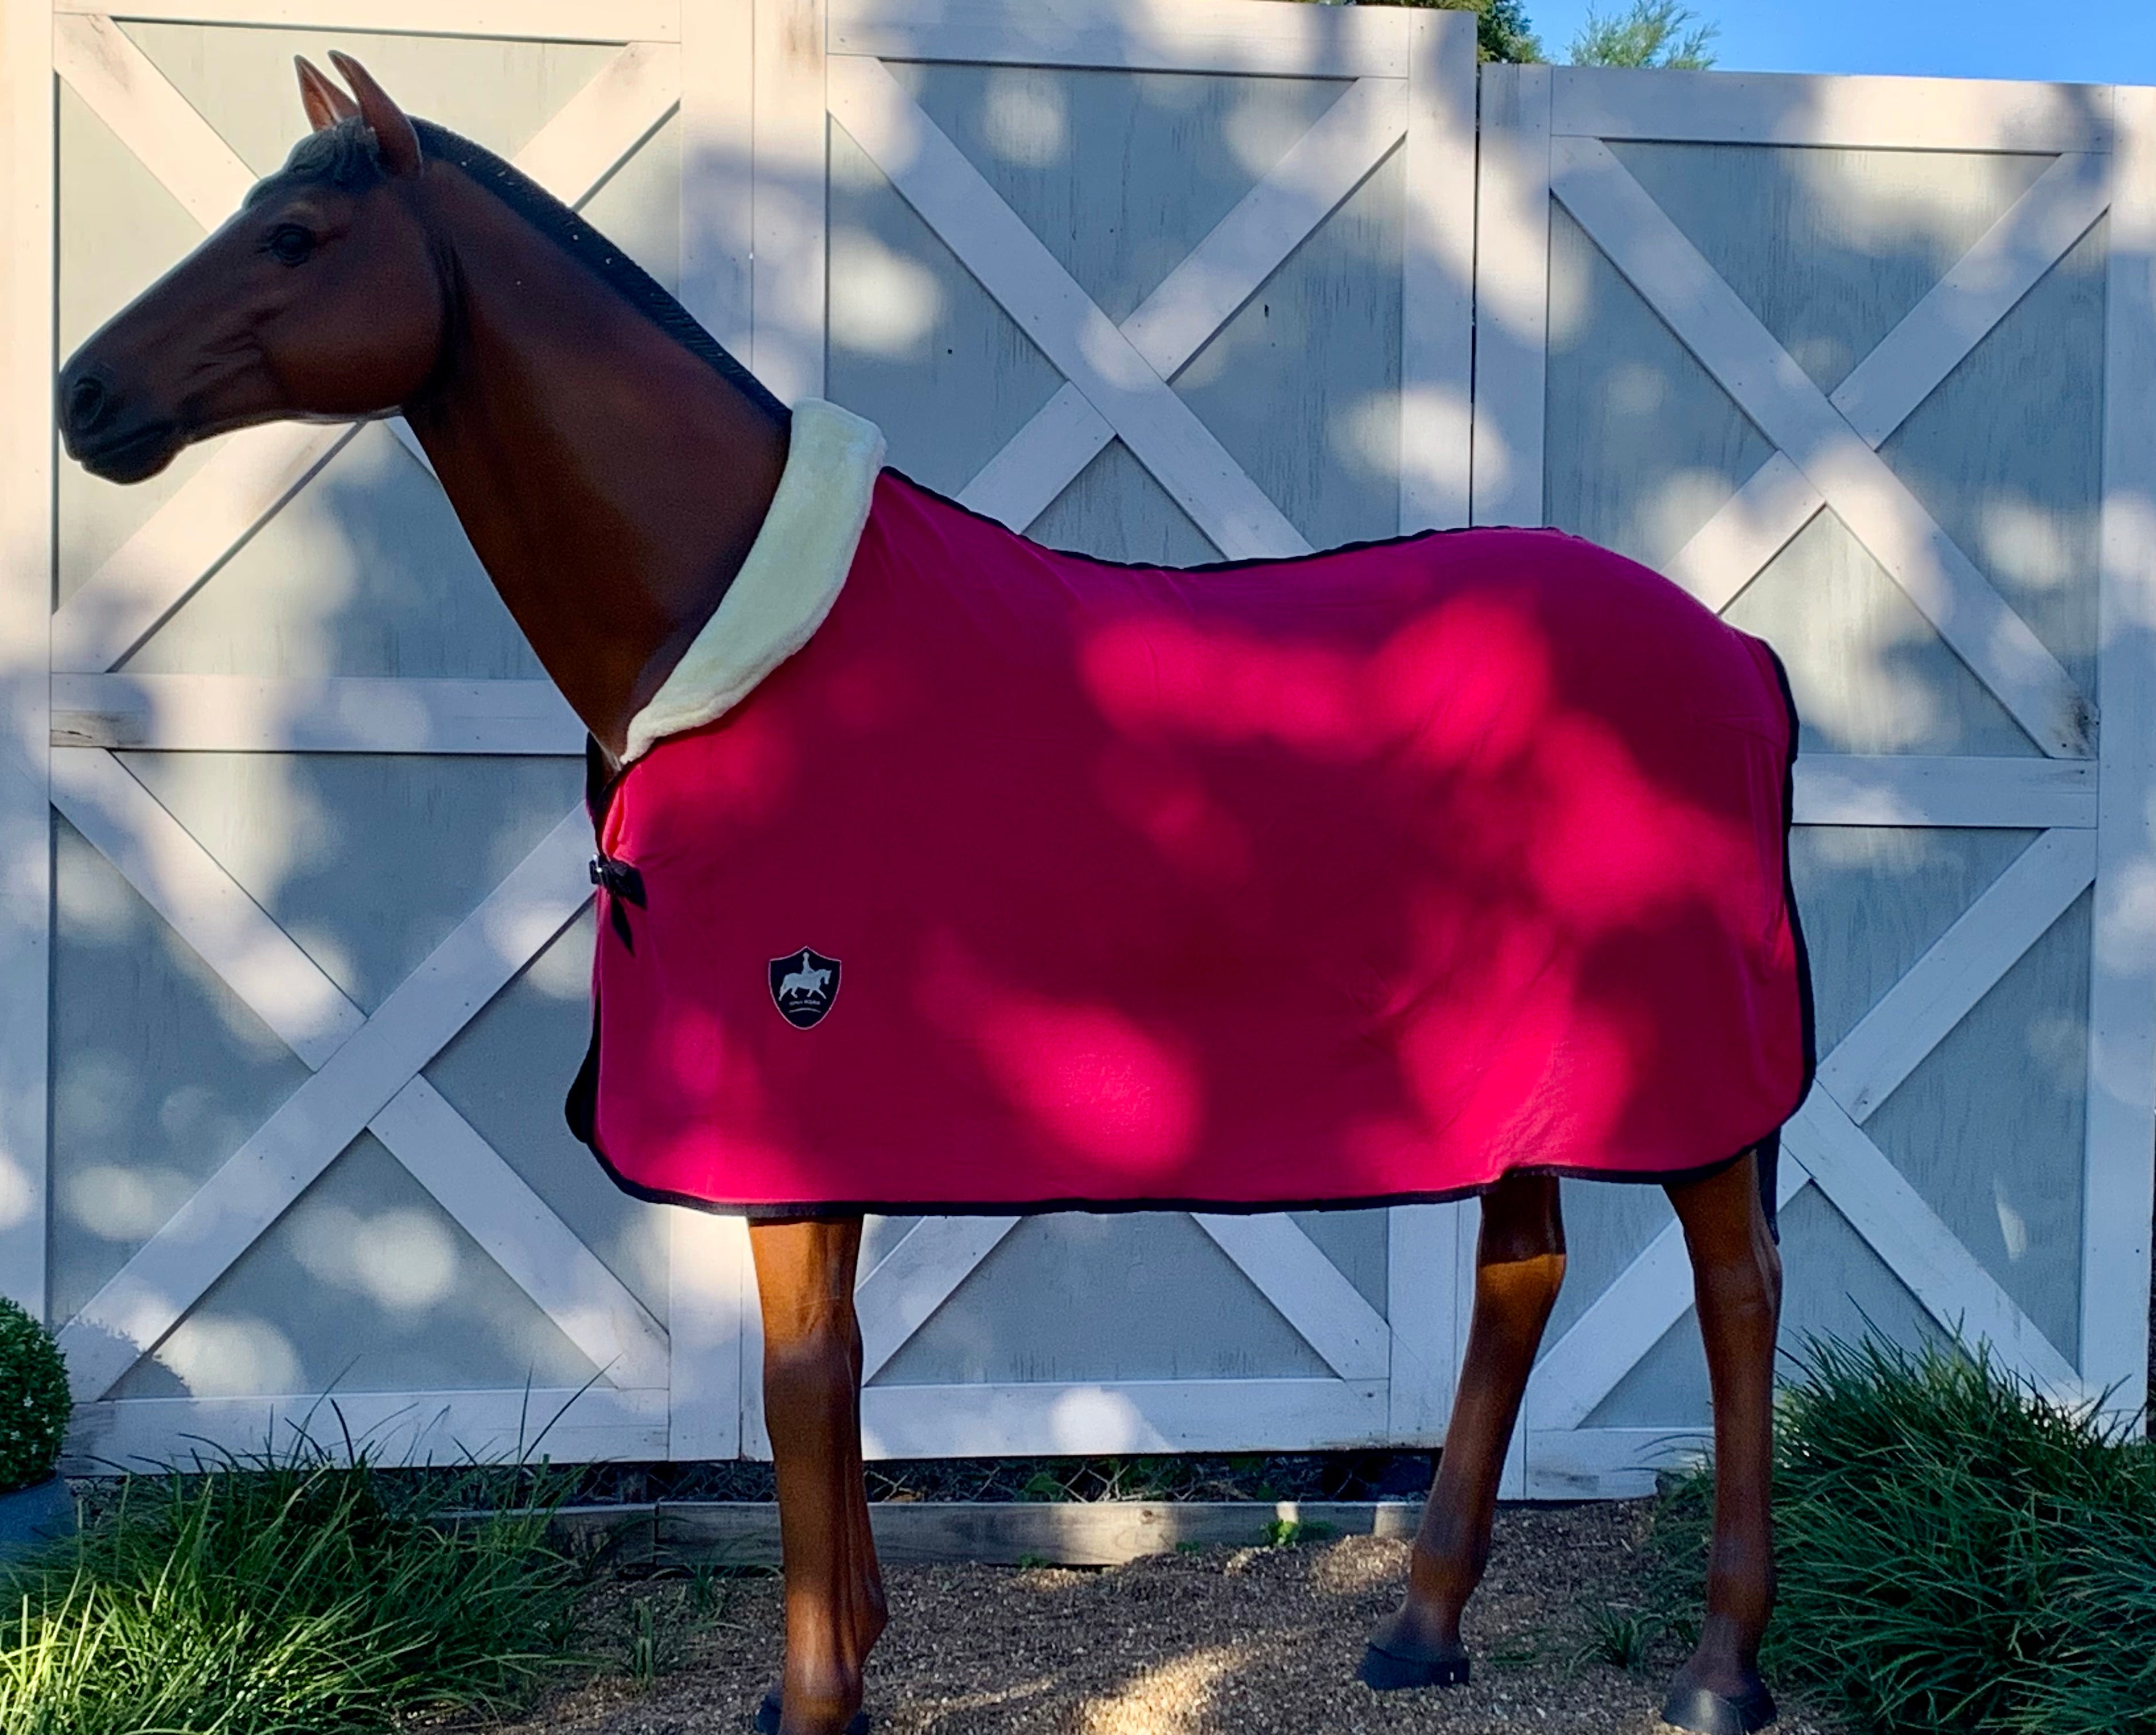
top-left (4, 1), bottom-right (2153, 1485)
top-left (1487, 67), bottom-right (2156, 1493)
top-left (705, 0), bottom-right (1482, 1457)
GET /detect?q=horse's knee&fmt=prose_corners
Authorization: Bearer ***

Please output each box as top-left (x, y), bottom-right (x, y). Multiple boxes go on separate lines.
top-left (1478, 1172), bottom-right (1565, 1267)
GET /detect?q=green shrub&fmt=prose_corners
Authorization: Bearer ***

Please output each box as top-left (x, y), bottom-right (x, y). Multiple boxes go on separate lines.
top-left (1649, 1332), bottom-right (2156, 1734)
top-left (0, 1418), bottom-right (590, 1735)
top-left (0, 1298), bottom-right (69, 1497)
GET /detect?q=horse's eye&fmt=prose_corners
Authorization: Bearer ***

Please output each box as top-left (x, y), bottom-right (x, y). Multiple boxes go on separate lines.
top-left (266, 224), bottom-right (315, 266)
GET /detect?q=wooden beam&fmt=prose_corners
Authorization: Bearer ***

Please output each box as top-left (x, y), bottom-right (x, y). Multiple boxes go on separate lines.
top-left (665, 1210), bottom-right (751, 1461)
top-left (1782, 1092), bottom-right (2082, 1395)
top-left (1819, 828), bottom-right (2097, 1121)
top-left (1553, 135), bottom-right (2094, 758)
top-left (830, 54), bottom-right (1309, 561)
top-left (1470, 65), bottom-right (1552, 529)
top-left (65, 1385), bottom-right (671, 1476)
top-left (0, 0), bottom-right (54, 1320)
top-left (958, 75), bottom-right (1410, 532)
top-left (57, 0), bottom-right (682, 44)
top-left (827, 0), bottom-right (1415, 78)
top-left (861, 1376), bottom-right (1390, 1457)
top-left (2084, 86), bottom-right (2156, 1417)
top-left (1551, 66), bottom-right (2115, 153)
top-left (1385, 1201), bottom-right (1463, 1442)
top-left (1399, 9), bottom-right (1476, 532)
top-left (1193, 1213), bottom-right (1391, 1381)
top-left (856, 1215), bottom-right (1022, 1383)
top-left (1668, 154), bottom-right (2111, 612)
top-left (1793, 755), bottom-right (2099, 830)
top-left (53, 674), bottom-right (582, 753)
top-left (57, 810), bottom-right (591, 1402)
top-left (752, 0), bottom-right (828, 404)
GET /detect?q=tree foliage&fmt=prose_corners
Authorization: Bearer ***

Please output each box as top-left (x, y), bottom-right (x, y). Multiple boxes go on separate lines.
top-left (1309, 0), bottom-right (1544, 64)
top-left (1567, 0), bottom-right (1718, 68)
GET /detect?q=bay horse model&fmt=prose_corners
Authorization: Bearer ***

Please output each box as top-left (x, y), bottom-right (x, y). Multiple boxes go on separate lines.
top-left (59, 57), bottom-right (1810, 1735)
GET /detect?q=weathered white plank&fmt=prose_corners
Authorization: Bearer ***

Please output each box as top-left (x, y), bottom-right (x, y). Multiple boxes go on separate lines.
top-left (52, 674), bottom-right (583, 754)
top-left (828, 0), bottom-right (1414, 77)
top-left (1831, 153), bottom-right (2111, 449)
top-left (666, 1210), bottom-right (750, 1460)
top-left (861, 1376), bottom-right (1390, 1458)
top-left (49, 748), bottom-right (363, 1067)
top-left (1120, 77), bottom-right (1407, 378)
top-left (1553, 135), bottom-right (2093, 758)
top-left (2084, 87), bottom-right (2156, 1417)
top-left (679, 0), bottom-right (754, 359)
top-left (1530, 1162), bottom-right (1811, 1434)
top-left (1782, 1092), bottom-right (2082, 1395)
top-left (957, 384), bottom-right (1112, 531)
top-left (958, 76), bottom-right (1408, 533)
top-left (1399, 10), bottom-right (1475, 532)
top-left (56, 0), bottom-right (682, 43)
top-left (51, 45), bottom-right (680, 674)
top-left (1470, 65), bottom-right (1551, 528)
top-left (50, 425), bottom-right (355, 675)
top-left (1663, 453), bottom-right (1823, 612)
top-left (1668, 158), bottom-right (2106, 611)
top-left (1386, 1202), bottom-right (1462, 1442)
top-left (53, 14), bottom-right (252, 224)
top-left (1551, 67), bottom-right (2114, 153)
top-left (58, 810), bottom-right (591, 1403)
top-left (1793, 755), bottom-right (2099, 830)
top-left (656, 1497), bottom-right (1426, 1567)
top-left (369, 1080), bottom-right (668, 1390)
top-left (1820, 828), bottom-right (2097, 1121)
top-left (1523, 1426), bottom-right (1709, 1501)
top-left (830, 54), bottom-right (1309, 560)
top-left (856, 1215), bottom-right (1021, 1382)
top-left (752, 0), bottom-right (828, 404)
top-left (1193, 1213), bottom-right (1391, 1380)
top-left (65, 1386), bottom-right (672, 1476)
top-left (54, 759), bottom-right (656, 1388)
top-left (0, 0), bottom-right (53, 1320)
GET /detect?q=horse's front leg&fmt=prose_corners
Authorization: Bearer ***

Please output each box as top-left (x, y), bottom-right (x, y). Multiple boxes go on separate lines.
top-left (1362, 1171), bottom-right (1566, 1689)
top-left (1660, 1147), bottom-right (1783, 1735)
top-left (749, 1215), bottom-right (885, 1735)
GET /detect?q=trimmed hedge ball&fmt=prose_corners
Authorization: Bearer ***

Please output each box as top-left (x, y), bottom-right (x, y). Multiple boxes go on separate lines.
top-left (0, 1296), bottom-right (69, 1496)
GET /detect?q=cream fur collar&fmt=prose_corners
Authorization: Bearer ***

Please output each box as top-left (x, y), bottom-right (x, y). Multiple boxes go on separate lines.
top-left (620, 399), bottom-right (888, 764)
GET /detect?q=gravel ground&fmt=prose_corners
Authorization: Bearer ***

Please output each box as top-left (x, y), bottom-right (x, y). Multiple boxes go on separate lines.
top-left (478, 1501), bottom-right (1846, 1735)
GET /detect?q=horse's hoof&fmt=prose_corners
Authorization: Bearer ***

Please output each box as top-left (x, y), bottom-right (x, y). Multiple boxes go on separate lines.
top-left (1356, 1640), bottom-right (1470, 1690)
top-left (752, 1686), bottom-right (871, 1734)
top-left (1659, 1679), bottom-right (1777, 1734)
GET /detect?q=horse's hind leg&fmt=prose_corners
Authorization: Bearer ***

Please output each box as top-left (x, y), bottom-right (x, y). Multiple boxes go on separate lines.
top-left (1659, 1148), bottom-right (1782, 1735)
top-left (1361, 1171), bottom-right (1565, 1689)
top-left (749, 1215), bottom-right (886, 1735)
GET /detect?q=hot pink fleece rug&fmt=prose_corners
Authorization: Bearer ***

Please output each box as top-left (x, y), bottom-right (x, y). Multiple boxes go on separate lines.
top-left (570, 472), bottom-right (1811, 1214)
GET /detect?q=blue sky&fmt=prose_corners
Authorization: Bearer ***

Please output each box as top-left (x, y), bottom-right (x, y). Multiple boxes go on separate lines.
top-left (1527, 0), bottom-right (2156, 87)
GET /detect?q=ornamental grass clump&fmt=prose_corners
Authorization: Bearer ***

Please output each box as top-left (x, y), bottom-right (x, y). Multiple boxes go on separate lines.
top-left (0, 1423), bottom-right (591, 1735)
top-left (0, 1298), bottom-right (69, 1498)
top-left (1649, 1332), bottom-right (2156, 1735)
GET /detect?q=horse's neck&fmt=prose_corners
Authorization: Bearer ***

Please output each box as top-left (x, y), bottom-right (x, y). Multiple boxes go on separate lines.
top-left (404, 171), bottom-right (788, 761)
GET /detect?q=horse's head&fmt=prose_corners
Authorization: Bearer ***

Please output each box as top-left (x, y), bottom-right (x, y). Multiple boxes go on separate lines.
top-left (59, 54), bottom-right (443, 483)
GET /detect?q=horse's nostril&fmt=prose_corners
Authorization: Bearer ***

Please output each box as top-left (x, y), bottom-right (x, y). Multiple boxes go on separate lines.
top-left (65, 372), bottom-right (111, 435)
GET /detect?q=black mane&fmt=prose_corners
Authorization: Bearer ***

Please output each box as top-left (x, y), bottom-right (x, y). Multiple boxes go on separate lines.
top-left (252, 116), bottom-right (788, 423)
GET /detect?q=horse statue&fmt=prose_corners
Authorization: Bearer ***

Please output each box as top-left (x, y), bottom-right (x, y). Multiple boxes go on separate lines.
top-left (59, 55), bottom-right (1809, 1735)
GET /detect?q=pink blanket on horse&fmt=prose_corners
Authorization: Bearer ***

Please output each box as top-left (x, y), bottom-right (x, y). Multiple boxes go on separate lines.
top-left (571, 472), bottom-right (1810, 1213)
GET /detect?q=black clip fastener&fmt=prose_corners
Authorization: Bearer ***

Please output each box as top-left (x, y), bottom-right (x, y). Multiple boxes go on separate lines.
top-left (589, 854), bottom-right (647, 950)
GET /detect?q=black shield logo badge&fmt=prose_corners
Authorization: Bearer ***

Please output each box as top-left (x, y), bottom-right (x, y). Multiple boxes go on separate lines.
top-left (769, 947), bottom-right (842, 1029)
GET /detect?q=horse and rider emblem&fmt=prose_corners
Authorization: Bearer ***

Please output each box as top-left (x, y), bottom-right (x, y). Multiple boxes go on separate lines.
top-left (769, 948), bottom-right (842, 1028)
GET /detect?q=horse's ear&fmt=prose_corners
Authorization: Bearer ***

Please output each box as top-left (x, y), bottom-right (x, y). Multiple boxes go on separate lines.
top-left (328, 51), bottom-right (422, 178)
top-left (294, 56), bottom-right (358, 132)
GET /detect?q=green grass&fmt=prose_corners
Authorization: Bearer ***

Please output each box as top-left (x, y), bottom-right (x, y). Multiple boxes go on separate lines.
top-left (1649, 1332), bottom-right (2156, 1735)
top-left (0, 1411), bottom-right (593, 1735)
